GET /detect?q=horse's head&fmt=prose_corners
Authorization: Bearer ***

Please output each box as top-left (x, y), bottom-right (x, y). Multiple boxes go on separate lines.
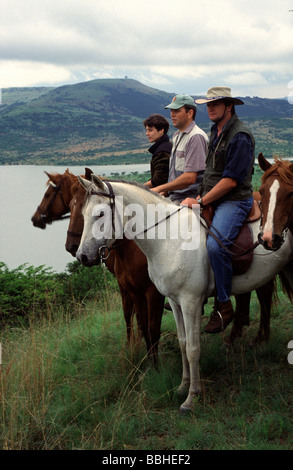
top-left (31, 171), bottom-right (71, 229)
top-left (65, 168), bottom-right (93, 257)
top-left (76, 175), bottom-right (120, 267)
top-left (258, 153), bottom-right (293, 251)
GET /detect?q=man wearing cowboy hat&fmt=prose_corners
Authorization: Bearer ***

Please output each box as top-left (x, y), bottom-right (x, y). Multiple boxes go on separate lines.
top-left (182, 87), bottom-right (255, 334)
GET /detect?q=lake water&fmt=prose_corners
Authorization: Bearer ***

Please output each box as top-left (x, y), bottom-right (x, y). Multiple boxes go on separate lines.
top-left (0, 164), bottom-right (149, 272)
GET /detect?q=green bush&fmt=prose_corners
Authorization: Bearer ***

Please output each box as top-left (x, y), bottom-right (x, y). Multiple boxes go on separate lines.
top-left (61, 260), bottom-right (117, 302)
top-left (0, 261), bottom-right (118, 325)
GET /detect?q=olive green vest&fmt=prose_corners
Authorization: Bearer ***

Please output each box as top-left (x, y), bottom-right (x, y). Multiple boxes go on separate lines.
top-left (201, 114), bottom-right (255, 202)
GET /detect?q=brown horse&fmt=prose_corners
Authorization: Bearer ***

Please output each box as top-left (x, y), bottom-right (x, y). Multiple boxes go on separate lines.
top-left (258, 153), bottom-right (293, 250)
top-left (258, 153), bottom-right (293, 304)
top-left (66, 170), bottom-right (165, 359)
top-left (31, 169), bottom-right (74, 228)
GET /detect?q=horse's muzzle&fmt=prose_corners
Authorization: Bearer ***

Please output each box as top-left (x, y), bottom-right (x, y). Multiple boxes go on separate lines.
top-left (258, 231), bottom-right (284, 251)
top-left (31, 214), bottom-right (50, 229)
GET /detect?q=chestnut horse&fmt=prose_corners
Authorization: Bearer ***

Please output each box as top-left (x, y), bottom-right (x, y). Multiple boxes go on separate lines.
top-left (69, 172), bottom-right (165, 360)
top-left (31, 169), bottom-right (73, 228)
top-left (31, 168), bottom-right (274, 354)
top-left (258, 153), bottom-right (293, 300)
top-left (258, 153), bottom-right (293, 250)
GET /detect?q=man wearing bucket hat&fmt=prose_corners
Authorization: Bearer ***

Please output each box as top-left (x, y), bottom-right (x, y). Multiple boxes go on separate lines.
top-left (151, 94), bottom-right (208, 202)
top-left (182, 87), bottom-right (255, 333)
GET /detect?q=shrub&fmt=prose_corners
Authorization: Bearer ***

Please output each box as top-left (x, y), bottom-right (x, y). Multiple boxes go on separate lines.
top-left (0, 261), bottom-right (118, 325)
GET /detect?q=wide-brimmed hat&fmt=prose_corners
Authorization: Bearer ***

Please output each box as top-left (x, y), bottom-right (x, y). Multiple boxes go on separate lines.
top-left (195, 87), bottom-right (244, 105)
top-left (165, 94), bottom-right (197, 110)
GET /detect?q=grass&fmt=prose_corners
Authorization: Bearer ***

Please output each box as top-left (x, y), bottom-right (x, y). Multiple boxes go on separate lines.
top-left (0, 287), bottom-right (292, 450)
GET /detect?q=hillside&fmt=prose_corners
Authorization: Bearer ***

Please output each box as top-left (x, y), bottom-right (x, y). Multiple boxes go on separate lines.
top-left (0, 78), bottom-right (292, 165)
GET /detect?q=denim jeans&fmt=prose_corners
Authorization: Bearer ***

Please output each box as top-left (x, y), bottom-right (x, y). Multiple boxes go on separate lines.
top-left (206, 197), bottom-right (253, 303)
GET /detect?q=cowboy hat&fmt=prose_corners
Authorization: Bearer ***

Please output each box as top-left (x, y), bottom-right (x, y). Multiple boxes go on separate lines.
top-left (195, 87), bottom-right (244, 105)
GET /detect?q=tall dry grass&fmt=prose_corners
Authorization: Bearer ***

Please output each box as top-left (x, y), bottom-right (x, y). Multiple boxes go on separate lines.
top-left (0, 285), bottom-right (292, 450)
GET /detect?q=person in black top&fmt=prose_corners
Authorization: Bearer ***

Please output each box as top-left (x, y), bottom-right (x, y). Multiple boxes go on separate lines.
top-left (143, 114), bottom-right (171, 188)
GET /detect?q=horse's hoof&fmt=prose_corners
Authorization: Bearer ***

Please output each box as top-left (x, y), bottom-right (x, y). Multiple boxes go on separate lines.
top-left (177, 383), bottom-right (189, 397)
top-left (178, 405), bottom-right (192, 415)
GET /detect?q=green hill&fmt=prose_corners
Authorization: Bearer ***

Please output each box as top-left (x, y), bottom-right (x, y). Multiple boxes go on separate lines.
top-left (0, 78), bottom-right (292, 165)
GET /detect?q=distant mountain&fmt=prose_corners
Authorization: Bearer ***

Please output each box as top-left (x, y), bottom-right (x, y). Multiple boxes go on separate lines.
top-left (1, 87), bottom-right (54, 107)
top-left (0, 78), bottom-right (292, 165)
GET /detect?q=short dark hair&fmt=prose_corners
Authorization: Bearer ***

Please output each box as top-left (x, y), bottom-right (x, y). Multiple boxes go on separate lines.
top-left (143, 114), bottom-right (169, 134)
top-left (183, 105), bottom-right (197, 120)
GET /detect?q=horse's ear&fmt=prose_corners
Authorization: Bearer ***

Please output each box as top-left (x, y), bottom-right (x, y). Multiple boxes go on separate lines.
top-left (85, 168), bottom-right (93, 181)
top-left (91, 174), bottom-right (105, 190)
top-left (258, 153), bottom-right (271, 172)
top-left (78, 175), bottom-right (92, 190)
top-left (44, 170), bottom-right (59, 186)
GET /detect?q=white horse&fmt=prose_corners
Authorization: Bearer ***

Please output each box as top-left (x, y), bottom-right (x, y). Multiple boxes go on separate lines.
top-left (76, 175), bottom-right (293, 413)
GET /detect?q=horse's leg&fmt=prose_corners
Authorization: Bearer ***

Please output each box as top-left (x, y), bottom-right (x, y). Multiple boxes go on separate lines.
top-left (168, 299), bottom-right (190, 396)
top-left (280, 262), bottom-right (293, 294)
top-left (132, 294), bottom-right (150, 353)
top-left (145, 285), bottom-right (165, 364)
top-left (178, 296), bottom-right (203, 413)
top-left (117, 283), bottom-right (135, 344)
top-left (228, 292), bottom-right (251, 344)
top-left (252, 279), bottom-right (274, 345)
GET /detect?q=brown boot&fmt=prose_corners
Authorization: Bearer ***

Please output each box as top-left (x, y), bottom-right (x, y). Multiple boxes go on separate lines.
top-left (204, 299), bottom-right (234, 334)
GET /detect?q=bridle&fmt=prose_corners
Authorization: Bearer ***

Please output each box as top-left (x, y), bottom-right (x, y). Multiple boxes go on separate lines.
top-left (37, 179), bottom-right (70, 224)
top-left (67, 180), bottom-right (116, 244)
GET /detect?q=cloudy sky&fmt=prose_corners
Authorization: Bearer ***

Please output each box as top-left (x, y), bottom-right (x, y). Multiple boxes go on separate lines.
top-left (1, 0), bottom-right (293, 98)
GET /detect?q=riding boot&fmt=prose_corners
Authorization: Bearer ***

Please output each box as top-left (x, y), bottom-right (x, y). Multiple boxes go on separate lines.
top-left (204, 299), bottom-right (234, 334)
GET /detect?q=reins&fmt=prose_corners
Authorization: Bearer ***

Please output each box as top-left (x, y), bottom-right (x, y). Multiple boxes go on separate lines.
top-left (98, 206), bottom-right (185, 261)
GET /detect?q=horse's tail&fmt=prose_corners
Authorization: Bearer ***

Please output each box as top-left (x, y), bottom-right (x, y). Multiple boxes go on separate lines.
top-left (278, 261), bottom-right (293, 303)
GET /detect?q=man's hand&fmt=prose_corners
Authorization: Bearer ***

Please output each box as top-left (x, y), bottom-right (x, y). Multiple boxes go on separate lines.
top-left (180, 196), bottom-right (200, 208)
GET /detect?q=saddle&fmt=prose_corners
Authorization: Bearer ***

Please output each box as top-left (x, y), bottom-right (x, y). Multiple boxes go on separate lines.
top-left (202, 194), bottom-right (261, 275)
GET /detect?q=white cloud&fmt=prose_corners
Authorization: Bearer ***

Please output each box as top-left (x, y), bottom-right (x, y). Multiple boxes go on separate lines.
top-left (0, 61), bottom-right (73, 88)
top-left (0, 0), bottom-right (293, 97)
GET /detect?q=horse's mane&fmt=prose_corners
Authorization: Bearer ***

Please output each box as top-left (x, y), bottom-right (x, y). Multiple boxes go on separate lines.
top-left (261, 156), bottom-right (293, 185)
top-left (112, 178), bottom-right (168, 202)
top-left (85, 177), bottom-right (169, 204)
top-left (46, 169), bottom-right (84, 192)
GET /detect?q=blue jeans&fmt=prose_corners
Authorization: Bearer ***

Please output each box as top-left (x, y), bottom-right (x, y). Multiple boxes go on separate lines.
top-left (206, 198), bottom-right (253, 303)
